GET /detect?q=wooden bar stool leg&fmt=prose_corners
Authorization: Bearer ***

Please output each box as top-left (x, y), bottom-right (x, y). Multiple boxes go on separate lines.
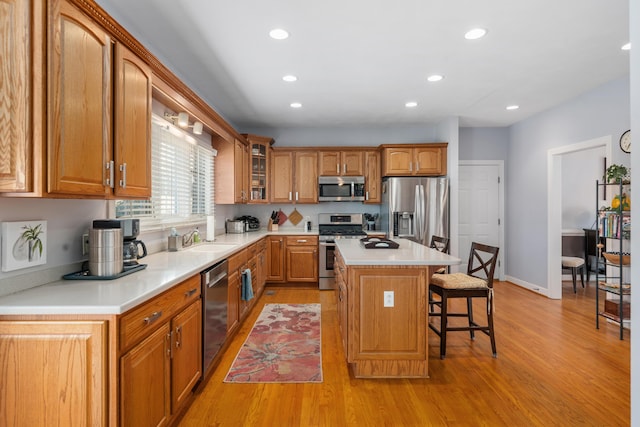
top-left (440, 292), bottom-right (448, 359)
top-left (467, 297), bottom-right (475, 340)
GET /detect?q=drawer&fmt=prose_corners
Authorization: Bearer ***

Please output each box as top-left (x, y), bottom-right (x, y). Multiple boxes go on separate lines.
top-left (119, 275), bottom-right (201, 352)
top-left (228, 248), bottom-right (247, 273)
top-left (256, 238), bottom-right (267, 252)
top-left (285, 236), bottom-right (318, 246)
top-left (247, 242), bottom-right (258, 258)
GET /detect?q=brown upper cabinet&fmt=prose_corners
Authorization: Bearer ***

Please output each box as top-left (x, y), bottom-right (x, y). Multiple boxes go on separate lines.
top-left (270, 150), bottom-right (318, 204)
top-left (0, 0), bottom-right (43, 194)
top-left (364, 150), bottom-right (381, 203)
top-left (318, 150), bottom-right (364, 176)
top-left (243, 134), bottom-right (274, 204)
top-left (214, 137), bottom-right (249, 204)
top-left (380, 143), bottom-right (447, 177)
top-left (47, 0), bottom-right (152, 198)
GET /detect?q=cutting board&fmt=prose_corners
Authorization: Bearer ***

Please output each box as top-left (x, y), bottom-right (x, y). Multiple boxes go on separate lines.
top-left (288, 208), bottom-right (303, 226)
top-left (277, 209), bottom-right (288, 225)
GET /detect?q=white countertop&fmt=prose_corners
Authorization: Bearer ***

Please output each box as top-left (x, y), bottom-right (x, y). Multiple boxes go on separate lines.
top-left (336, 238), bottom-right (461, 266)
top-left (0, 229), bottom-right (318, 316)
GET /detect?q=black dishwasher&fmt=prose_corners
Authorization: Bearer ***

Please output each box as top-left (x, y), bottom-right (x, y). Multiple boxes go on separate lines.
top-left (201, 259), bottom-right (228, 377)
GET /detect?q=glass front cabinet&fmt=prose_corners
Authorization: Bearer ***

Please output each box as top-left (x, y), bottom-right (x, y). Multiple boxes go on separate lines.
top-left (243, 134), bottom-right (274, 203)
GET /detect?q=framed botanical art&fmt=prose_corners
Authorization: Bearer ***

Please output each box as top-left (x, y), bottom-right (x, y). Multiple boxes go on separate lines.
top-left (1, 221), bottom-right (47, 272)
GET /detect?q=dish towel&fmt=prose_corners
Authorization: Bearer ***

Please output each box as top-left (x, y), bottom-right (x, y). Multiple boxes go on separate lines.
top-left (241, 268), bottom-right (254, 301)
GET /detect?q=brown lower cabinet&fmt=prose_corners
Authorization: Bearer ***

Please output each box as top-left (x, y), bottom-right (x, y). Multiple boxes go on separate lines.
top-left (267, 235), bottom-right (319, 284)
top-left (228, 240), bottom-right (267, 335)
top-left (0, 320), bottom-right (108, 426)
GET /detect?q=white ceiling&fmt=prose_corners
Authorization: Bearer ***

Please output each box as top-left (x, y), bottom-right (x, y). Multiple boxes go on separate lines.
top-left (96, 0), bottom-right (630, 129)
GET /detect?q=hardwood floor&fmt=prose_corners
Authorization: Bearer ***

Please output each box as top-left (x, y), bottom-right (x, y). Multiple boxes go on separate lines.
top-left (179, 281), bottom-right (630, 426)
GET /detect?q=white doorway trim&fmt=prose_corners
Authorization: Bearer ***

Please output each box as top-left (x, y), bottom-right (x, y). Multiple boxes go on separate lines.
top-left (459, 160), bottom-right (505, 280)
top-left (547, 136), bottom-right (612, 299)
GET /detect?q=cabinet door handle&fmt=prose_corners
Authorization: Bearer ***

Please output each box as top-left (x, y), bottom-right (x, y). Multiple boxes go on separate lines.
top-left (366, 191), bottom-right (369, 201)
top-left (106, 161), bottom-right (115, 188)
top-left (289, 191), bottom-right (292, 201)
top-left (295, 192), bottom-right (299, 201)
top-left (166, 332), bottom-right (172, 358)
top-left (409, 162), bottom-right (413, 172)
top-left (119, 163), bottom-right (127, 188)
top-left (416, 161), bottom-right (420, 170)
top-left (144, 311), bottom-right (163, 325)
top-left (343, 164), bottom-right (346, 174)
top-left (336, 164), bottom-right (340, 174)
top-left (185, 288), bottom-right (198, 298)
top-left (175, 325), bottom-right (182, 349)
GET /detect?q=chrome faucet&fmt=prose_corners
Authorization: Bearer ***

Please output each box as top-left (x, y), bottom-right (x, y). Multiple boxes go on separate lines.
top-left (182, 230), bottom-right (196, 247)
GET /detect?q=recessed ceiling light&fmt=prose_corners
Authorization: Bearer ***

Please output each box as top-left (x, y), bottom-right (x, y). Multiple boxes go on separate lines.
top-left (427, 74), bottom-right (444, 82)
top-left (621, 42), bottom-right (631, 51)
top-left (465, 28), bottom-right (487, 40)
top-left (405, 101), bottom-right (418, 108)
top-left (290, 102), bottom-right (302, 108)
top-left (506, 105), bottom-right (519, 110)
top-left (269, 28), bottom-right (289, 40)
top-left (282, 75), bottom-right (298, 82)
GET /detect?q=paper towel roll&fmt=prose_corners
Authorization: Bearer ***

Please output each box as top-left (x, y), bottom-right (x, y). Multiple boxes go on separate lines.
top-left (206, 215), bottom-right (215, 241)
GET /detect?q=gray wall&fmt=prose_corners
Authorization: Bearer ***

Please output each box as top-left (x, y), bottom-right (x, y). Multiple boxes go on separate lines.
top-left (459, 127), bottom-right (509, 161)
top-left (506, 77), bottom-right (630, 288)
top-left (561, 146), bottom-right (606, 230)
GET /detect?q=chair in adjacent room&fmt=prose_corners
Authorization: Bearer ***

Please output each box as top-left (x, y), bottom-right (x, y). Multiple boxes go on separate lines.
top-left (428, 242), bottom-right (499, 359)
top-left (561, 256), bottom-right (585, 293)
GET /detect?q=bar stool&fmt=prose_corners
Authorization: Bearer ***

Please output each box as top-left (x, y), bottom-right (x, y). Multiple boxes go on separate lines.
top-left (561, 256), bottom-right (585, 293)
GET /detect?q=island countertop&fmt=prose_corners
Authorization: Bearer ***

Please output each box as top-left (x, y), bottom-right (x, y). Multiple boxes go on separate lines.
top-left (335, 238), bottom-right (461, 266)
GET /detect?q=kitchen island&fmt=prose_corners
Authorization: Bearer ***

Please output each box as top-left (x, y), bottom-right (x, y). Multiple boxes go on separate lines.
top-left (334, 238), bottom-right (460, 378)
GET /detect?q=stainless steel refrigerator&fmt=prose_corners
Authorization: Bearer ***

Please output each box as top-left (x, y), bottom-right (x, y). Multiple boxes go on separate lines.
top-left (380, 177), bottom-right (449, 245)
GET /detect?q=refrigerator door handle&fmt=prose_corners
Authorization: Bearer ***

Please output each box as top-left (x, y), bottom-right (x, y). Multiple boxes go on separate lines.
top-left (414, 184), bottom-right (424, 242)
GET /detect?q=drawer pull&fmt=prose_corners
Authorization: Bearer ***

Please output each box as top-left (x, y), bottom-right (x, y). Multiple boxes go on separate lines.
top-left (297, 239), bottom-right (307, 243)
top-left (143, 311), bottom-right (163, 325)
top-left (185, 288), bottom-right (198, 298)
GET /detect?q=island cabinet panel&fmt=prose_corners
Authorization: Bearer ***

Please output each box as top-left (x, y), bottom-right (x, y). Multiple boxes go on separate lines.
top-left (340, 263), bottom-right (430, 378)
top-left (0, 320), bottom-right (108, 427)
top-left (352, 270), bottom-right (426, 358)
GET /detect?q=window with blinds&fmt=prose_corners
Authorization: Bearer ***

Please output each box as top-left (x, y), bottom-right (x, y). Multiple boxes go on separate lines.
top-left (115, 114), bottom-right (215, 230)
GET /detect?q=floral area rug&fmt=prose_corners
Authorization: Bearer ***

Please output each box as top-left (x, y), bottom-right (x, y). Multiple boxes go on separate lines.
top-left (224, 303), bottom-right (322, 383)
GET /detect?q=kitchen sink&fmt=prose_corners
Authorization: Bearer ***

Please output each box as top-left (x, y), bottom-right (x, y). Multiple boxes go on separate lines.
top-left (187, 242), bottom-right (238, 252)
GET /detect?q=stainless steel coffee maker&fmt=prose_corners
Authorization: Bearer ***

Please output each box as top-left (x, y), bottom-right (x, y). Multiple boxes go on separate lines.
top-left (119, 219), bottom-right (147, 266)
top-left (89, 220), bottom-right (123, 277)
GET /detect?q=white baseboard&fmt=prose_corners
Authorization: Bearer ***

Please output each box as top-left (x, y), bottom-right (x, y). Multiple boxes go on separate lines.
top-left (504, 275), bottom-right (552, 298)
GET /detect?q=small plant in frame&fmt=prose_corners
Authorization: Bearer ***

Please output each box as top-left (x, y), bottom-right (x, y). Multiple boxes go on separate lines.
top-left (21, 223), bottom-right (44, 261)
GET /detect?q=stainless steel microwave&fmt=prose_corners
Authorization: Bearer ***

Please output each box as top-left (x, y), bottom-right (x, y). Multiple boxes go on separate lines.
top-left (318, 176), bottom-right (366, 202)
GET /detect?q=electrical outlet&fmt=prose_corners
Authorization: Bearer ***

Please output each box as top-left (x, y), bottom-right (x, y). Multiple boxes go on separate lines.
top-left (82, 233), bottom-right (89, 256)
top-left (383, 291), bottom-right (394, 307)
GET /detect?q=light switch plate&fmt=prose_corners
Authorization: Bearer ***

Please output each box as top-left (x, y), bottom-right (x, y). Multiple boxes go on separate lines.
top-left (383, 291), bottom-right (394, 307)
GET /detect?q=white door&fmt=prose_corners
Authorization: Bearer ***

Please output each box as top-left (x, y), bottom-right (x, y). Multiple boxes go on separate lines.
top-left (459, 163), bottom-right (503, 279)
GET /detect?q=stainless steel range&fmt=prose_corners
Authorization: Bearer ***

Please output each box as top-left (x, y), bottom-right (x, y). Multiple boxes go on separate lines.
top-left (318, 213), bottom-right (366, 290)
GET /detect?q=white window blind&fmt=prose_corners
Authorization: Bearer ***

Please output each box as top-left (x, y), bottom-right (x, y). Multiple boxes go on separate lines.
top-left (116, 114), bottom-right (215, 230)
